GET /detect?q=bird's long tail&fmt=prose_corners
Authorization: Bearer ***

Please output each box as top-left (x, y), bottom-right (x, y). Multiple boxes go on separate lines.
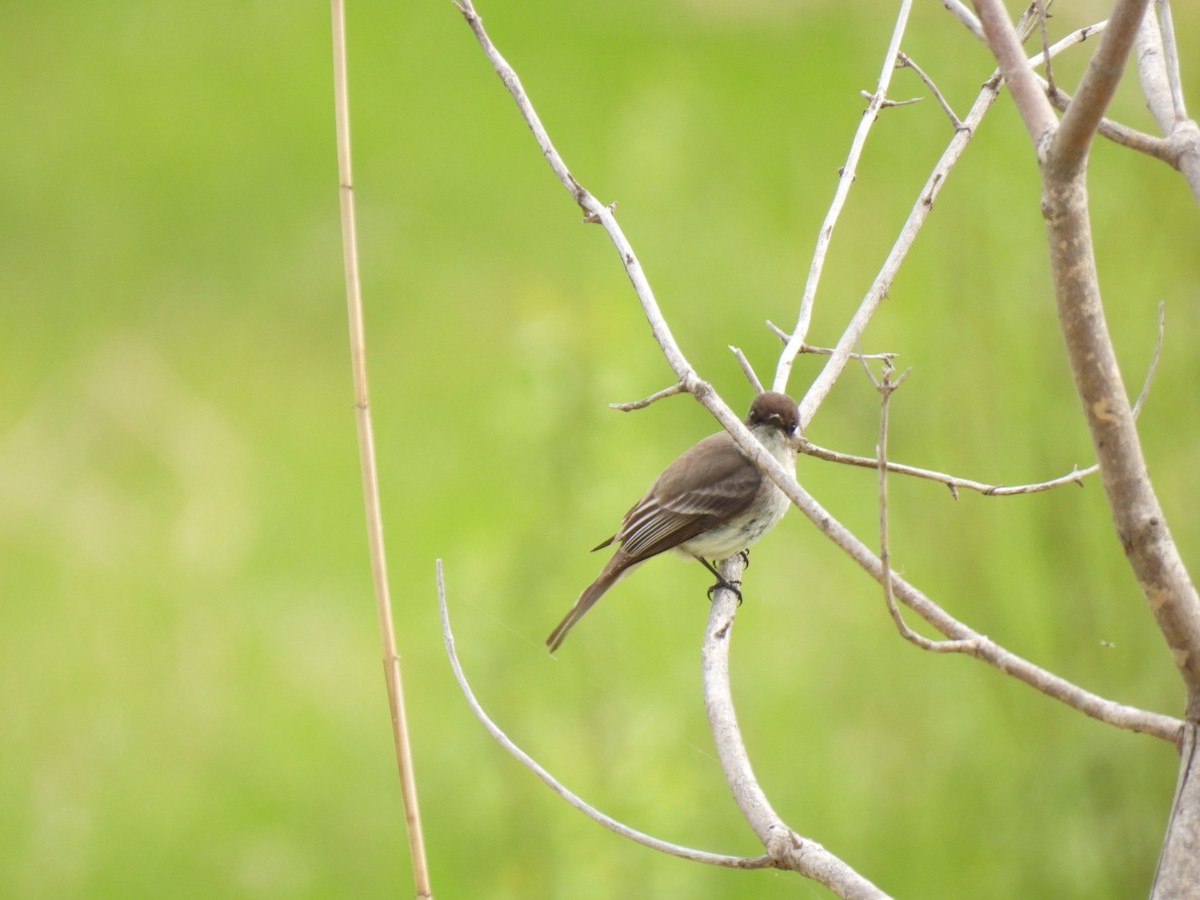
top-left (546, 551), bottom-right (638, 652)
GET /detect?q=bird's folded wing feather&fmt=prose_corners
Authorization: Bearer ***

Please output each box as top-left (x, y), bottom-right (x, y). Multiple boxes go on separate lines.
top-left (616, 433), bottom-right (761, 561)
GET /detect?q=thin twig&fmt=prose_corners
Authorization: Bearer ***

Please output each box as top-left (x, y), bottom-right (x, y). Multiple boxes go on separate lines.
top-left (942, 0), bottom-right (985, 40)
top-left (330, 3), bottom-right (431, 896)
top-left (860, 90), bottom-right (923, 109)
top-left (1038, 2), bottom-right (1055, 96)
top-left (609, 382), bottom-right (686, 412)
top-left (799, 439), bottom-right (1092, 498)
top-left (1132, 302), bottom-right (1166, 418)
top-left (1028, 18), bottom-right (1107, 70)
top-left (436, 561), bottom-right (773, 870)
top-left (871, 364), bottom-right (979, 652)
top-left (766, 321), bottom-right (897, 362)
top-left (729, 346), bottom-right (765, 394)
top-left (766, 320), bottom-right (789, 343)
top-left (896, 52), bottom-right (964, 129)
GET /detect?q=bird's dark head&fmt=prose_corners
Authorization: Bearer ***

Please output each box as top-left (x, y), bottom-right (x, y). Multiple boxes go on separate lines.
top-left (747, 392), bottom-right (799, 437)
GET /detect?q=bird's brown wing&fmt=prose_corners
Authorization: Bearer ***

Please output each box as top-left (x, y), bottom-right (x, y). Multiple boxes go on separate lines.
top-left (616, 433), bottom-right (761, 562)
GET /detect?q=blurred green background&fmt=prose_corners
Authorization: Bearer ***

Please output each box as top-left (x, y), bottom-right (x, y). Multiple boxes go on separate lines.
top-left (3, 1), bottom-right (1199, 897)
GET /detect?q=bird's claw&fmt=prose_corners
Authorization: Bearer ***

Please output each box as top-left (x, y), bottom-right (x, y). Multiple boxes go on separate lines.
top-left (707, 578), bottom-right (743, 605)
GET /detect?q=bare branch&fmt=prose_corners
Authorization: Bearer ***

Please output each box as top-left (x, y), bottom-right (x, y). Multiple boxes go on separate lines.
top-left (800, 346), bottom-right (897, 363)
top-left (793, 80), bottom-right (996, 428)
top-left (609, 382), bottom-right (686, 412)
top-left (1151, 722), bottom-right (1200, 895)
top-left (975, 0), bottom-right (1200, 707)
top-left (973, 0), bottom-right (1058, 149)
top-left (1155, 0), bottom-right (1188, 120)
top-left (702, 556), bottom-right (891, 898)
top-left (1052, 0), bottom-right (1153, 173)
top-left (1025, 21), bottom-right (1184, 167)
top-left (1046, 185), bottom-right (1200, 699)
top-left (1037, 2), bottom-right (1055, 96)
top-left (766, 321), bottom-right (897, 363)
top-left (942, 0), bottom-right (985, 42)
top-left (1046, 83), bottom-right (1176, 163)
top-left (773, 0), bottom-right (915, 391)
top-left (455, 0), bottom-right (702, 390)
top-left (997, 20), bottom-right (1178, 167)
top-left (1133, 301), bottom-right (1166, 419)
top-left (729, 346), bottom-right (766, 394)
top-left (1137, 0), bottom-right (1187, 133)
top-left (871, 365), bottom-right (978, 652)
top-left (1134, 1), bottom-right (1200, 203)
top-left (800, 302), bottom-right (1164, 496)
top-left (436, 561), bottom-right (774, 870)
top-left (799, 438), bottom-right (1092, 497)
top-left (1029, 18), bottom-right (1108, 69)
top-left (766, 319), bottom-right (789, 343)
top-left (896, 52), bottom-right (965, 129)
top-left (787, 4), bottom-right (1065, 432)
top-left (860, 90), bottom-right (923, 109)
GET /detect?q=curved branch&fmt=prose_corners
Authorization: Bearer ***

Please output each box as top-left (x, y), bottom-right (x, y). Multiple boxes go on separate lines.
top-left (870, 364), bottom-right (977, 652)
top-left (702, 557), bottom-right (891, 898)
top-left (436, 561), bottom-right (773, 870)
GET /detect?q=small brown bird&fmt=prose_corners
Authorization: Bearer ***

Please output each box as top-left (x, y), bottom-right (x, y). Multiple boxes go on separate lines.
top-left (546, 392), bottom-right (799, 652)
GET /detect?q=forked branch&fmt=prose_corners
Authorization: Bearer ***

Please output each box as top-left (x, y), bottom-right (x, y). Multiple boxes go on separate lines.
top-left (451, 4), bottom-right (1190, 897)
top-left (973, 0), bottom-right (1200, 703)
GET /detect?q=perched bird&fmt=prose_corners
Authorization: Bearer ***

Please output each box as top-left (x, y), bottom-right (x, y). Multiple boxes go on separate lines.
top-left (546, 392), bottom-right (799, 652)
